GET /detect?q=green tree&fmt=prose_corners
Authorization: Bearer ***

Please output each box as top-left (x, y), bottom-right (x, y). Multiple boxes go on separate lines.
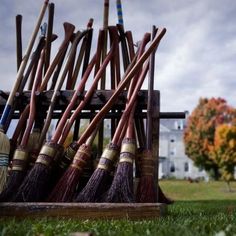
top-left (184, 97), bottom-right (236, 179)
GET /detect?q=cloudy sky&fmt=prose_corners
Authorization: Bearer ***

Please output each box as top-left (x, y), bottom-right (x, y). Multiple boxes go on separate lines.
top-left (0, 0), bottom-right (236, 113)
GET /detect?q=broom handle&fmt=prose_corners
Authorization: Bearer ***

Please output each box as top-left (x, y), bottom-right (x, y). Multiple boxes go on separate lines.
top-left (22, 37), bottom-right (46, 91)
top-left (0, 0), bottom-right (49, 128)
top-left (16, 14), bottom-right (23, 71)
top-left (52, 54), bottom-right (97, 143)
top-left (82, 19), bottom-right (94, 76)
top-left (67, 19), bottom-right (94, 90)
top-left (117, 24), bottom-right (130, 71)
top-left (126, 33), bottom-right (150, 99)
top-left (44, 2), bottom-right (55, 73)
top-left (58, 27), bottom-right (118, 145)
top-left (101, 0), bottom-right (109, 89)
top-left (120, 32), bottom-right (150, 141)
top-left (20, 49), bottom-right (45, 147)
top-left (40, 22), bottom-right (75, 91)
top-left (72, 19), bottom-right (94, 140)
top-left (69, 18), bottom-right (93, 88)
top-left (113, 61), bottom-right (149, 144)
top-left (66, 20), bottom-right (93, 90)
top-left (67, 39), bottom-right (86, 89)
top-left (146, 26), bottom-right (158, 150)
top-left (114, 33), bottom-right (150, 143)
top-left (126, 31), bottom-right (135, 61)
top-left (77, 28), bottom-right (166, 145)
top-left (116, 0), bottom-right (124, 26)
top-left (125, 102), bottom-right (136, 139)
top-left (48, 43), bottom-right (68, 90)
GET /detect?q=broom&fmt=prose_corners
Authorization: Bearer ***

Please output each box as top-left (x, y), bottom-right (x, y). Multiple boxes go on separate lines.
top-left (61, 27), bottom-right (103, 174)
top-left (136, 26), bottom-right (157, 203)
top-left (135, 27), bottom-right (174, 204)
top-left (104, 60), bottom-right (151, 203)
top-left (105, 27), bottom-right (167, 202)
top-left (0, 0), bottom-right (49, 193)
top-left (14, 27), bottom-right (117, 202)
top-left (47, 127), bottom-right (99, 202)
top-left (55, 28), bottom-right (103, 187)
top-left (46, 27), bottom-right (119, 202)
top-left (0, 48), bottom-right (46, 202)
top-left (75, 34), bottom-right (152, 202)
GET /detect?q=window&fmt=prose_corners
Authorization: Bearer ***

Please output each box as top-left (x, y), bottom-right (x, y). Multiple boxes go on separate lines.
top-left (184, 162), bottom-right (189, 172)
top-left (170, 148), bottom-right (176, 156)
top-left (170, 162), bottom-right (175, 172)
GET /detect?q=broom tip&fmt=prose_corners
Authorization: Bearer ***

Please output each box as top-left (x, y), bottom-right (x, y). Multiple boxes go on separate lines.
top-left (0, 130), bottom-right (10, 192)
top-left (0, 130), bottom-right (10, 155)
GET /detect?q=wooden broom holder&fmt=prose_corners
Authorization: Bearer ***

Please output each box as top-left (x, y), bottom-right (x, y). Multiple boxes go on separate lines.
top-left (0, 90), bottom-right (185, 219)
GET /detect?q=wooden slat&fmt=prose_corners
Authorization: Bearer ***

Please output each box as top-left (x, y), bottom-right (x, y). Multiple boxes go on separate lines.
top-left (0, 203), bottom-right (167, 219)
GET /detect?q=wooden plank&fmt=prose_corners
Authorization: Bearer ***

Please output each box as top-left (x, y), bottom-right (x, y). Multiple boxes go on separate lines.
top-left (0, 90), bottom-right (149, 111)
top-left (0, 203), bottom-right (167, 220)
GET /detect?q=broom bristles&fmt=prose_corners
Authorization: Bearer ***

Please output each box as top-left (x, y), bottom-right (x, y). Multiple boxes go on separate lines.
top-left (47, 143), bottom-right (91, 202)
top-left (0, 130), bottom-right (10, 193)
top-left (105, 162), bottom-right (134, 203)
top-left (15, 162), bottom-right (52, 202)
top-left (0, 171), bottom-right (25, 202)
top-left (136, 176), bottom-right (156, 203)
top-left (0, 147), bottom-right (29, 201)
top-left (105, 138), bottom-right (136, 203)
top-left (136, 150), bottom-right (156, 203)
top-left (75, 142), bottom-right (119, 202)
top-left (158, 185), bottom-right (174, 204)
top-left (47, 166), bottom-right (82, 202)
top-left (76, 168), bottom-right (111, 202)
top-left (49, 142), bottom-right (79, 187)
top-left (14, 142), bottom-right (59, 202)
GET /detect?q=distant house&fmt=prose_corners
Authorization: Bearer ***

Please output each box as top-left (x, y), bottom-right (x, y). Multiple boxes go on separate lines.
top-left (159, 117), bottom-right (208, 180)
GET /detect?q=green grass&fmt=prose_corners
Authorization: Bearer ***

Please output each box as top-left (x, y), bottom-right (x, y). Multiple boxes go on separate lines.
top-left (160, 179), bottom-right (236, 201)
top-left (1, 180), bottom-right (236, 236)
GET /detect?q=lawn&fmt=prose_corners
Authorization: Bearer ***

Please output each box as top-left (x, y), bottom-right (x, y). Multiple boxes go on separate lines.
top-left (1, 180), bottom-right (236, 236)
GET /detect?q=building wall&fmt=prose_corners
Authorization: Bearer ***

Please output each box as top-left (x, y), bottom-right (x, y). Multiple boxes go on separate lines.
top-left (159, 119), bottom-right (208, 180)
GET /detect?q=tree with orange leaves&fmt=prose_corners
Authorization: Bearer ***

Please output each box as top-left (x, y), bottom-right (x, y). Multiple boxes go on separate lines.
top-left (209, 124), bottom-right (236, 190)
top-left (184, 97), bottom-right (236, 180)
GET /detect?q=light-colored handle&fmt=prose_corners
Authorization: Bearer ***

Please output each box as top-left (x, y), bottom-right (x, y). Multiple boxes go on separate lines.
top-left (0, 0), bottom-right (49, 127)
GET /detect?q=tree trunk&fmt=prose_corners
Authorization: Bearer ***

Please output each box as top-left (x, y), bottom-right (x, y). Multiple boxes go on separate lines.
top-left (226, 181), bottom-right (232, 192)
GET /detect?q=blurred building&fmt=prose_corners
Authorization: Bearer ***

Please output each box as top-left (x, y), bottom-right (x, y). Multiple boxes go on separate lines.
top-left (159, 116), bottom-right (208, 180)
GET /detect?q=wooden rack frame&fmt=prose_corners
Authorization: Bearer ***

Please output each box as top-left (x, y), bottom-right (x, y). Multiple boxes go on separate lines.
top-left (0, 90), bottom-right (185, 219)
